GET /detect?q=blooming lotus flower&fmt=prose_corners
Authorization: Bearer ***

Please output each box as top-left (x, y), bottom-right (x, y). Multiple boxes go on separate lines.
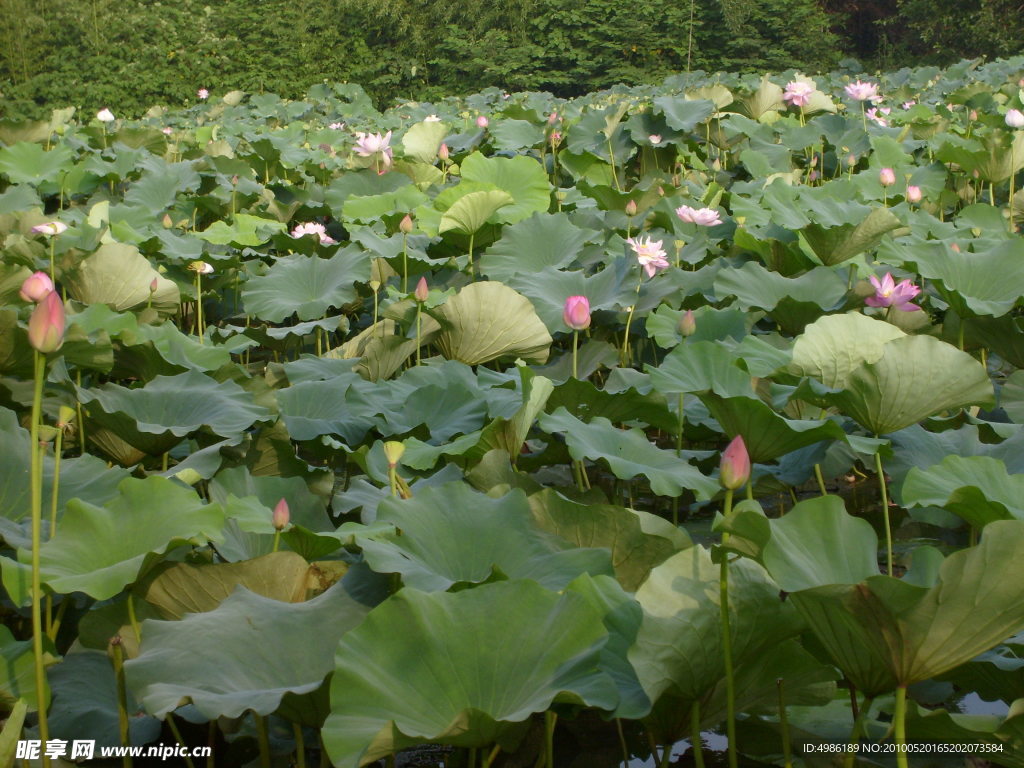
top-left (783, 80), bottom-right (815, 107)
top-left (20, 272), bottom-right (54, 303)
top-left (562, 295), bottom-right (591, 330)
top-left (161, 126), bottom-right (173, 136)
top-left (719, 434), bottom-right (750, 491)
top-left (626, 236), bottom-right (669, 278)
top-left (549, 131), bottom-right (562, 146)
top-left (866, 106), bottom-right (890, 126)
top-left (329, 122), bottom-right (345, 130)
top-left (414, 276), bottom-right (429, 303)
top-left (476, 115), bottom-right (489, 128)
top-left (424, 114), bottom-right (441, 122)
top-left (353, 131), bottom-right (393, 168)
top-left (879, 167), bottom-right (896, 187)
top-left (28, 290), bottom-right (65, 353)
top-left (649, 134), bottom-right (662, 144)
top-left (31, 221), bottom-right (68, 237)
top-left (290, 222), bottom-right (337, 245)
top-left (272, 498), bottom-right (290, 531)
top-left (1007, 109), bottom-right (1024, 129)
top-left (906, 185), bottom-right (922, 203)
top-left (96, 108), bottom-right (115, 122)
top-left (844, 80), bottom-right (879, 102)
top-left (547, 112), bottom-right (559, 125)
top-left (678, 309), bottom-right (696, 337)
top-left (675, 205), bottom-right (723, 227)
top-left (902, 100), bottom-right (917, 109)
top-left (189, 260), bottom-right (214, 274)
top-left (866, 273), bottom-right (921, 312)
top-left (197, 88), bottom-right (209, 100)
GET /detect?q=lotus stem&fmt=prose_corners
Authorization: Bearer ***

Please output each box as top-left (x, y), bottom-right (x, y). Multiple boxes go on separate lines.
top-left (844, 692), bottom-right (872, 768)
top-left (572, 330), bottom-right (579, 381)
top-left (290, 722), bottom-right (306, 768)
top-left (690, 704), bottom-right (705, 768)
top-left (720, 488), bottom-right (738, 768)
top-left (415, 304), bottom-right (422, 366)
top-left (272, 530), bottom-right (281, 552)
top-left (484, 744), bottom-right (501, 768)
top-left (110, 637), bottom-right (132, 767)
top-left (814, 464), bottom-right (827, 496)
top-left (194, 271), bottom-right (204, 344)
top-left (894, 686), bottom-right (909, 768)
top-left (616, 718), bottom-right (630, 768)
top-left (620, 280), bottom-right (642, 367)
top-left (468, 232), bottom-right (475, 279)
top-left (127, 592), bottom-right (142, 645)
top-left (76, 369), bottom-right (86, 456)
top-left (166, 714), bottom-right (196, 768)
top-left (254, 713), bottom-right (271, 768)
top-left (607, 137), bottom-right (621, 192)
top-left (545, 710), bottom-right (557, 768)
top-left (29, 351), bottom-right (51, 764)
top-left (777, 679), bottom-right (792, 768)
top-left (402, 234), bottom-right (408, 293)
top-left (873, 448), bottom-right (894, 576)
top-left (48, 240), bottom-right (56, 282)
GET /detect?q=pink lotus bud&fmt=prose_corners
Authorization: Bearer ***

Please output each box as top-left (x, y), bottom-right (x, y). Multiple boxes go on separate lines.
top-left (879, 168), bottom-right (896, 187)
top-left (30, 221), bottom-right (68, 237)
top-left (649, 134), bottom-right (662, 144)
top-left (562, 295), bottom-right (591, 331)
top-left (549, 131), bottom-right (563, 146)
top-left (149, 277), bottom-right (159, 294)
top-left (1007, 109), bottom-right (1024, 129)
top-left (625, 200), bottom-right (637, 217)
top-left (906, 185), bottom-right (922, 203)
top-left (548, 112), bottom-right (558, 125)
top-left (438, 143), bottom-right (449, 161)
top-left (678, 309), bottom-right (696, 337)
top-left (951, 243), bottom-right (961, 252)
top-left (414, 276), bottom-right (429, 303)
top-left (28, 290), bottom-right (65, 353)
top-left (846, 154), bottom-right (857, 168)
top-left (272, 498), bottom-right (290, 531)
top-left (19, 272), bottom-right (54, 303)
top-left (400, 214), bottom-right (414, 234)
top-left (476, 115), bottom-right (489, 128)
top-left (719, 435), bottom-right (750, 491)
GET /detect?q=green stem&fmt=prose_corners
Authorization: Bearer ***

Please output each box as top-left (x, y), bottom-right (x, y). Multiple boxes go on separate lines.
top-left (690, 704), bottom-right (705, 768)
top-left (49, 428), bottom-right (63, 534)
top-left (49, 240), bottom-right (55, 282)
top-left (167, 714), bottom-right (197, 768)
top-left (874, 447), bottom-right (894, 577)
top-left (813, 464), bottom-right (827, 496)
top-left (127, 592), bottom-right (142, 645)
top-left (607, 137), bottom-right (621, 191)
top-left (545, 710), bottom-right (557, 768)
top-left (76, 369), bottom-right (86, 456)
top-left (844, 691), bottom-right (872, 768)
top-left (195, 272), bottom-right (204, 344)
top-left (272, 530), bottom-right (281, 552)
top-left (30, 351), bottom-right (51, 765)
top-left (293, 722), bottom-right (306, 768)
top-left (720, 488), bottom-right (738, 768)
top-left (777, 679), bottom-right (792, 768)
top-left (111, 639), bottom-right (132, 767)
top-left (484, 744), bottom-right (501, 768)
top-left (254, 713), bottom-right (271, 768)
top-left (894, 685), bottom-right (909, 768)
top-left (616, 718), bottom-right (630, 768)
top-left (415, 304), bottom-right (422, 366)
top-left (620, 280), bottom-right (642, 367)
top-left (402, 234), bottom-right (408, 294)
top-left (468, 231), bottom-right (475, 279)
top-left (571, 330), bottom-right (579, 380)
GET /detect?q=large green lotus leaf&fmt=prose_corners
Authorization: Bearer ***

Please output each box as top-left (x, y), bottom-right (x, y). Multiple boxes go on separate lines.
top-left (714, 262), bottom-right (847, 312)
top-left (830, 335), bottom-right (994, 434)
top-left (700, 393), bottom-right (848, 463)
top-left (629, 546), bottom-right (808, 725)
top-left (342, 186), bottom-right (428, 224)
top-left (489, 119), bottom-right (545, 152)
top-left (539, 408), bottom-right (718, 500)
top-left (242, 249), bottom-right (370, 323)
top-left (467, 367), bottom-right (553, 462)
top-left (431, 281), bottom-right (552, 365)
top-left (903, 705), bottom-right (1024, 768)
top-left (196, 214), bottom-right (287, 246)
top-left (901, 455), bottom-right (1024, 528)
top-left (801, 207), bottom-right (902, 266)
top-left (125, 579), bottom-right (370, 720)
top-left (543, 376), bottom-right (675, 432)
top-left (141, 551), bottom-right (313, 619)
top-left (789, 312), bottom-right (905, 390)
top-left (0, 142), bottom-right (74, 185)
top-left (526, 489), bottom-right (687, 592)
top-left (507, 265), bottom-right (626, 334)
top-left (734, 76), bottom-right (785, 119)
top-left (458, 152), bottom-right (550, 224)
top-left (1005, 370), bottom-right (1024, 424)
top-left (401, 120), bottom-right (448, 164)
top-left (323, 581), bottom-right (616, 766)
top-left (478, 212), bottom-right (594, 282)
top-left (936, 131), bottom-right (1024, 183)
top-left (0, 626), bottom-right (46, 710)
top-left (647, 341), bottom-right (753, 398)
top-left (78, 370), bottom-right (271, 455)
top-left (652, 97), bottom-right (716, 132)
top-left (357, 484), bottom-right (613, 591)
top-left (0, 406), bottom-right (129, 525)
top-left (122, 159), bottom-right (201, 214)
top-left (438, 189), bottom-right (514, 235)
top-left (759, 495), bottom-right (881, 592)
top-left (34, 476), bottom-right (224, 600)
top-left (275, 377), bottom-right (380, 445)
top-left (381, 382), bottom-right (489, 441)
top-left (63, 242), bottom-right (180, 313)
top-left (893, 239), bottom-right (1024, 317)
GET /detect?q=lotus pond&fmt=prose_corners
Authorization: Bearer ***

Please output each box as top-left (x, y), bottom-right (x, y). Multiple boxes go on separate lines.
top-left (3, 57), bottom-right (1024, 768)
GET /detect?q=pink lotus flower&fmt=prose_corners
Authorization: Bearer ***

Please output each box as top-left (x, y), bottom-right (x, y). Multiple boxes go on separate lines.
top-left (28, 290), bottom-right (65, 353)
top-left (197, 88), bottom-right (209, 100)
top-left (675, 205), bottom-right (722, 227)
top-left (329, 122), bottom-right (345, 130)
top-left (476, 115), bottom-right (489, 128)
top-left (845, 80), bottom-right (879, 102)
top-left (20, 272), bottom-right (54, 303)
top-left (438, 143), bottom-right (450, 160)
top-left (902, 100), bottom-right (917, 110)
top-left (649, 134), bottom-right (662, 144)
top-left (866, 273), bottom-right (921, 312)
top-left (31, 221), bottom-right (68, 236)
top-left (879, 167), bottom-right (896, 187)
top-left (548, 112), bottom-right (559, 125)
top-left (162, 126), bottom-right (173, 136)
top-left (272, 498), bottom-right (290, 531)
top-left (906, 185), bottom-right (922, 203)
top-left (353, 131), bottom-right (393, 168)
top-left (290, 222), bottom-right (337, 245)
top-left (719, 435), bottom-right (750, 491)
top-left (400, 214), bottom-right (414, 234)
top-left (414, 276), bottom-right (429, 303)
top-left (549, 131), bottom-right (562, 146)
top-left (866, 106), bottom-right (890, 126)
top-left (783, 80), bottom-right (815, 107)
top-left (1007, 109), bottom-right (1024, 129)
top-left (626, 236), bottom-right (669, 278)
top-left (563, 295), bottom-right (591, 330)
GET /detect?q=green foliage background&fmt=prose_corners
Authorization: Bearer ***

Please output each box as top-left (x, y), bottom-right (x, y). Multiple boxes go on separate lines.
top-left (0, 0), bottom-right (1021, 119)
